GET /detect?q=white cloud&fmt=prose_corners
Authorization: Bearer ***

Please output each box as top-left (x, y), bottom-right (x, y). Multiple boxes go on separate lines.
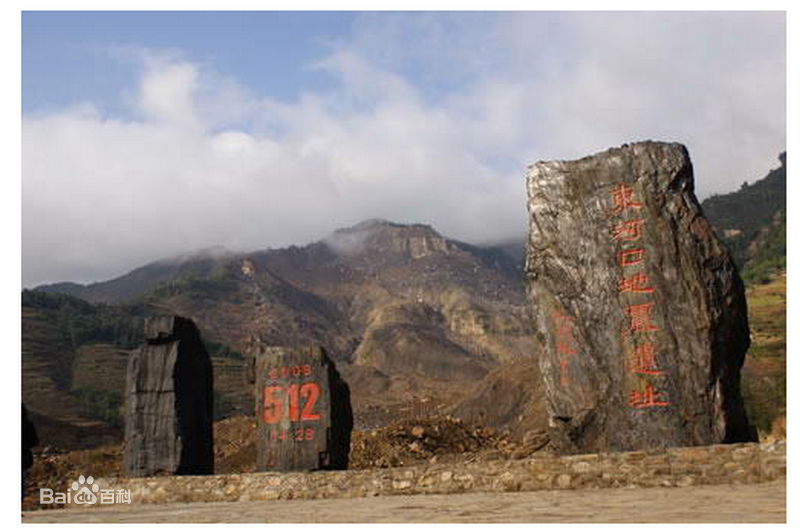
top-left (138, 61), bottom-right (199, 128)
top-left (22, 12), bottom-right (785, 287)
top-left (487, 11), bottom-right (786, 195)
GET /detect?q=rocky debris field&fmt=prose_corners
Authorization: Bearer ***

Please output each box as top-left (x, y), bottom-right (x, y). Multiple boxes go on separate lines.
top-left (26, 439), bottom-right (788, 524)
top-left (24, 436), bottom-right (785, 516)
top-left (212, 414), bottom-right (553, 474)
top-left (218, 415), bottom-right (557, 472)
top-left (348, 417), bottom-right (550, 469)
top-left (24, 414), bottom-right (545, 510)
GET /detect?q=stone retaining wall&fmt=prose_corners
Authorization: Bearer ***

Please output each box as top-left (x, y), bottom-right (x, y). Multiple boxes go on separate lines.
top-left (85, 441), bottom-right (785, 507)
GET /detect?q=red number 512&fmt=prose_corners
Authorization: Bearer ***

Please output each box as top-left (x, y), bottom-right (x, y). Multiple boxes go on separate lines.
top-left (263, 382), bottom-right (321, 424)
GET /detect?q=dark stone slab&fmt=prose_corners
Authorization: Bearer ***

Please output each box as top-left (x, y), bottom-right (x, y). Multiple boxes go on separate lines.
top-left (123, 316), bottom-right (214, 476)
top-left (22, 404), bottom-right (38, 471)
top-left (525, 141), bottom-right (756, 454)
top-left (245, 341), bottom-right (352, 471)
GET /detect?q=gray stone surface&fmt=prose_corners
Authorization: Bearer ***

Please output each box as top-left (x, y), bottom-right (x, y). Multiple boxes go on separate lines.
top-left (59, 440), bottom-right (786, 509)
top-left (245, 342), bottom-right (352, 471)
top-left (525, 141), bottom-right (755, 453)
top-left (123, 316), bottom-right (214, 476)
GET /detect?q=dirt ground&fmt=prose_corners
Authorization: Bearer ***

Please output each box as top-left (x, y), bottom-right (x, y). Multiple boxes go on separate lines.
top-left (22, 478), bottom-right (786, 523)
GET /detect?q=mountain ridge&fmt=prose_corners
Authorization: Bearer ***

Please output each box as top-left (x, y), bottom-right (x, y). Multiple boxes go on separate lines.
top-left (35, 219), bottom-right (525, 305)
top-left (24, 152), bottom-right (786, 450)
top-left (701, 151), bottom-right (786, 277)
top-left (25, 219), bottom-right (539, 447)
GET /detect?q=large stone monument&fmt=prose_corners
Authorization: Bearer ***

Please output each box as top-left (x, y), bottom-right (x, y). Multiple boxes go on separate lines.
top-left (245, 341), bottom-right (352, 471)
top-left (123, 316), bottom-right (214, 476)
top-left (525, 141), bottom-right (756, 453)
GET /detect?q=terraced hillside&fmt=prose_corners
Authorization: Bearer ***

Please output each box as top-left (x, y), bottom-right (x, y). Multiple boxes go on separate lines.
top-left (25, 220), bottom-right (538, 449)
top-left (740, 272), bottom-right (787, 436)
top-left (21, 292), bottom-right (253, 449)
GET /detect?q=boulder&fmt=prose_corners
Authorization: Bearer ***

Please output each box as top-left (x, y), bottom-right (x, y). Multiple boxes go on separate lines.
top-left (525, 141), bottom-right (756, 453)
top-left (123, 316), bottom-right (214, 476)
top-left (245, 342), bottom-right (353, 471)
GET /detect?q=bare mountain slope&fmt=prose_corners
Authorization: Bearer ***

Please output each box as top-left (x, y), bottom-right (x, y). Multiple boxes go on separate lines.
top-left (28, 220), bottom-right (537, 441)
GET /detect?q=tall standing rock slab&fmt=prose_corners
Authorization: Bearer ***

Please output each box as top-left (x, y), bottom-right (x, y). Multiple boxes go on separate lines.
top-left (123, 316), bottom-right (214, 476)
top-left (525, 141), bottom-right (755, 454)
top-left (245, 341), bottom-right (353, 471)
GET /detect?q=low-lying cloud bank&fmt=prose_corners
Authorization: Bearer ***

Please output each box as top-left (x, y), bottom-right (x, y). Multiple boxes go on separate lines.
top-left (22, 12), bottom-right (785, 286)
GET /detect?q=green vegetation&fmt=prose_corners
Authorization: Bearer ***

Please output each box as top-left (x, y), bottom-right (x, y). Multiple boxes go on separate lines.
top-left (710, 154), bottom-right (787, 435)
top-left (740, 273), bottom-right (786, 437)
top-left (702, 153), bottom-right (785, 270)
top-left (142, 268), bottom-right (240, 302)
top-left (23, 290), bottom-right (145, 350)
top-left (741, 218), bottom-right (786, 286)
top-left (24, 288), bottom-right (243, 358)
top-left (205, 339), bottom-right (244, 360)
top-left (741, 372), bottom-right (786, 435)
top-left (22, 289), bottom-right (95, 313)
top-left (57, 312), bottom-right (144, 350)
top-left (70, 388), bottom-right (123, 428)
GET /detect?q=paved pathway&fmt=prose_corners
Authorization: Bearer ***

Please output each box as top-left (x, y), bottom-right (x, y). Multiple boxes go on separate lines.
top-left (23, 479), bottom-right (786, 523)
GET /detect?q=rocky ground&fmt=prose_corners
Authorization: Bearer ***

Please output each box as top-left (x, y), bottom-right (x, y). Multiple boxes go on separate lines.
top-left (24, 407), bottom-right (788, 513)
top-left (23, 440), bottom-right (786, 523)
top-left (213, 414), bottom-right (541, 474)
top-left (24, 414), bottom-right (541, 510)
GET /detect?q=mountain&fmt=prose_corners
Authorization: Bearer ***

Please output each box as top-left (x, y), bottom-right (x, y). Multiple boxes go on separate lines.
top-left (26, 220), bottom-right (538, 447)
top-left (26, 153), bottom-right (786, 450)
top-left (21, 289), bottom-right (249, 448)
top-left (35, 220), bottom-right (533, 366)
top-left (35, 247), bottom-right (236, 305)
top-left (701, 152), bottom-right (786, 283)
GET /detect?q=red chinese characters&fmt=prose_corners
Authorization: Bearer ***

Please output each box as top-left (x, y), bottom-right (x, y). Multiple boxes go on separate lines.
top-left (624, 302), bottom-right (659, 334)
top-left (628, 385), bottom-right (670, 408)
top-left (611, 219), bottom-right (645, 242)
top-left (559, 359), bottom-right (569, 387)
top-left (610, 183), bottom-right (643, 214)
top-left (629, 342), bottom-right (665, 376)
top-left (553, 310), bottom-right (578, 356)
top-left (552, 310), bottom-right (579, 387)
top-left (618, 248), bottom-right (645, 267)
top-left (618, 273), bottom-right (654, 294)
top-left (609, 182), bottom-right (669, 409)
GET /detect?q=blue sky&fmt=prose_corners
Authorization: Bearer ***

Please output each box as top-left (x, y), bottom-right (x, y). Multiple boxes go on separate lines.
top-left (21, 11), bottom-right (786, 287)
top-left (23, 11), bottom-right (354, 114)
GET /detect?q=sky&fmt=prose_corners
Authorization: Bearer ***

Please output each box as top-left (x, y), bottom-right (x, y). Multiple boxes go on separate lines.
top-left (21, 10), bottom-right (786, 287)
